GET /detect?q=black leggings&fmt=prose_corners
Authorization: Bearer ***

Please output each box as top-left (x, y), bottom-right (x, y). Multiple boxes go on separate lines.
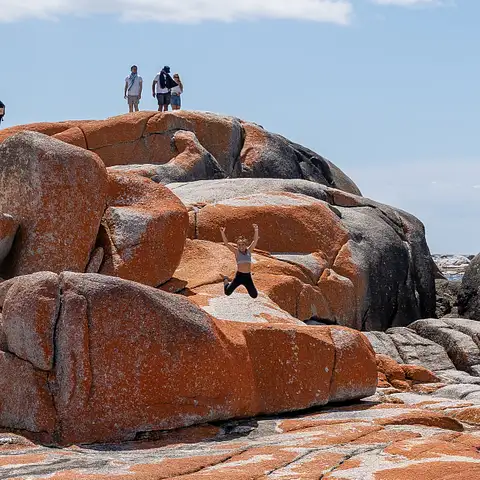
top-left (224, 272), bottom-right (258, 298)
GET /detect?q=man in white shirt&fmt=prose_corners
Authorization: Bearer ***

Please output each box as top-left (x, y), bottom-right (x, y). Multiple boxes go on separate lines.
top-left (152, 66), bottom-right (174, 112)
top-left (124, 65), bottom-right (143, 113)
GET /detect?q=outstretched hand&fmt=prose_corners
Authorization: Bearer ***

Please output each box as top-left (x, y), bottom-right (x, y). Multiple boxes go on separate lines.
top-left (253, 224), bottom-right (259, 231)
top-left (220, 227), bottom-right (226, 234)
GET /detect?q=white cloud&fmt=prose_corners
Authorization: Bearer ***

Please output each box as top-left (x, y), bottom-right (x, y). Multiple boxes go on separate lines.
top-left (0, 0), bottom-right (353, 24)
top-left (372, 0), bottom-right (444, 5)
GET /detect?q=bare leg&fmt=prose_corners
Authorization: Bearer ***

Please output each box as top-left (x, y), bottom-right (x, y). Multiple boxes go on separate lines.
top-left (128, 104), bottom-right (133, 113)
top-left (134, 103), bottom-right (139, 112)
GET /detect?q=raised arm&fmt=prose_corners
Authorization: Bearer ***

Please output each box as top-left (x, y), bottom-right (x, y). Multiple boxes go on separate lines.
top-left (220, 227), bottom-right (237, 254)
top-left (248, 224), bottom-right (259, 251)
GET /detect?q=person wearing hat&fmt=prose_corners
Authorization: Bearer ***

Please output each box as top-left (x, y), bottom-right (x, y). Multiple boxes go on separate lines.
top-left (124, 65), bottom-right (143, 113)
top-left (152, 66), bottom-right (177, 112)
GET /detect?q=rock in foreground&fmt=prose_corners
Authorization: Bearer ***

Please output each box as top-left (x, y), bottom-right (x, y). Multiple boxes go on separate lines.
top-left (0, 272), bottom-right (376, 445)
top-left (3, 392), bottom-right (480, 479)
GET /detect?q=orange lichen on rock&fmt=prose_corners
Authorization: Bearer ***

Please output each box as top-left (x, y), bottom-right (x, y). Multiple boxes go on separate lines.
top-left (401, 364), bottom-right (440, 383)
top-left (0, 272), bottom-right (377, 445)
top-left (98, 172), bottom-right (188, 287)
top-left (0, 131), bottom-right (108, 277)
top-left (194, 192), bottom-right (349, 258)
top-left (376, 354), bottom-right (406, 383)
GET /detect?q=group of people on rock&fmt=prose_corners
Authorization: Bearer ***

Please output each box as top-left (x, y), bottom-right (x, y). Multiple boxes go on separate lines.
top-left (124, 65), bottom-right (184, 113)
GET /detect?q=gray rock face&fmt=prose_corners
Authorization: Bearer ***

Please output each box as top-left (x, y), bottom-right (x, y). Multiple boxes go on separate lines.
top-left (169, 178), bottom-right (435, 331)
top-left (433, 383), bottom-right (480, 400)
top-left (363, 332), bottom-right (403, 363)
top-left (368, 318), bottom-right (480, 393)
top-left (385, 327), bottom-right (455, 372)
top-left (436, 369), bottom-right (480, 385)
top-left (167, 178), bottom-right (331, 205)
top-left (271, 253), bottom-right (324, 284)
top-left (239, 122), bottom-right (361, 195)
top-left (458, 253), bottom-right (480, 320)
top-left (436, 279), bottom-right (461, 318)
top-left (409, 318), bottom-right (480, 374)
top-left (441, 318), bottom-right (480, 349)
top-left (85, 247), bottom-right (104, 274)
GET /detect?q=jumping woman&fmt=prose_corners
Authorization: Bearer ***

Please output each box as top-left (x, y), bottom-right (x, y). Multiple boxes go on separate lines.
top-left (220, 224), bottom-right (259, 298)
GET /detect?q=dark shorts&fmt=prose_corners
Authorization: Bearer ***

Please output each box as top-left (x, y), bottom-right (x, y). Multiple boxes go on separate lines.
top-left (171, 94), bottom-right (181, 107)
top-left (156, 93), bottom-right (171, 106)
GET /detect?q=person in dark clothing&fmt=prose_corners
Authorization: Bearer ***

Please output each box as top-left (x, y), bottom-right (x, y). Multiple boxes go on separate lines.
top-left (220, 224), bottom-right (259, 298)
top-left (152, 66), bottom-right (177, 112)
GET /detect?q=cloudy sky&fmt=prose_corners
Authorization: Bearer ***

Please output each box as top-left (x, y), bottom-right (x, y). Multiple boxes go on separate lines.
top-left (0, 0), bottom-right (478, 253)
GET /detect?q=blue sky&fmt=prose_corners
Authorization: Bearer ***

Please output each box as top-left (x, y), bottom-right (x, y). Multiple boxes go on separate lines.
top-left (0, 0), bottom-right (478, 253)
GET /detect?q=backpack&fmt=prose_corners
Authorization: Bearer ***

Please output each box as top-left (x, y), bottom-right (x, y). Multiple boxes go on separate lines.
top-left (0, 101), bottom-right (4, 122)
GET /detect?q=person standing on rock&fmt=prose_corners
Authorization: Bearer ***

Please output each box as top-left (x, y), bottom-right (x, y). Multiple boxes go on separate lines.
top-left (220, 224), bottom-right (259, 298)
top-left (152, 66), bottom-right (177, 112)
top-left (124, 65), bottom-right (143, 113)
top-left (170, 73), bottom-right (184, 110)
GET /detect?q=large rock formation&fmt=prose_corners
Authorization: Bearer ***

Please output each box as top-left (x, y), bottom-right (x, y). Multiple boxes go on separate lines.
top-left (0, 111), bottom-right (360, 194)
top-left (0, 272), bottom-right (376, 445)
top-left (0, 111), bottom-right (439, 447)
top-left (0, 112), bottom-right (436, 331)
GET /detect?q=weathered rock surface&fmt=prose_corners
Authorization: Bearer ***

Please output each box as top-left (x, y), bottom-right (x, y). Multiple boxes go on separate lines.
top-left (0, 114), bottom-right (436, 330)
top-left (3, 394), bottom-right (480, 479)
top-left (0, 132), bottom-right (108, 277)
top-left (0, 112), bottom-right (477, 474)
top-left (376, 353), bottom-right (440, 392)
top-left (97, 172), bottom-right (188, 287)
top-left (458, 253), bottom-right (480, 320)
top-left (0, 112), bottom-right (359, 195)
top-left (436, 278), bottom-right (461, 318)
top-left (239, 121), bottom-right (361, 194)
top-left (0, 272), bottom-right (376, 445)
top-left (168, 178), bottom-right (435, 331)
top-left (109, 130), bottom-right (225, 184)
top-left (367, 319), bottom-right (480, 404)
top-left (410, 319), bottom-right (480, 374)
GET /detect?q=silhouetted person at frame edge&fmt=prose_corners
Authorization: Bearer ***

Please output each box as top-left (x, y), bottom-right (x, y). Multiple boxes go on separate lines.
top-left (220, 224), bottom-right (259, 298)
top-left (124, 65), bottom-right (143, 113)
top-left (0, 100), bottom-right (5, 125)
top-left (152, 66), bottom-right (177, 112)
